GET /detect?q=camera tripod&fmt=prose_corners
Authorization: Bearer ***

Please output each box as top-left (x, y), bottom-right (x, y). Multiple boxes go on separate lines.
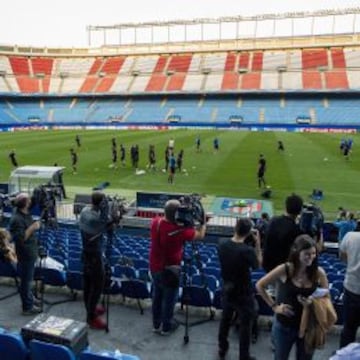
top-left (99, 228), bottom-right (118, 333)
top-left (35, 220), bottom-right (74, 311)
top-left (176, 242), bottom-right (215, 344)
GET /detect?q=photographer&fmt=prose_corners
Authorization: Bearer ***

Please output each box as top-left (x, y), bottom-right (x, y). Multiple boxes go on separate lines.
top-left (9, 193), bottom-right (42, 315)
top-left (149, 199), bottom-right (206, 335)
top-left (79, 191), bottom-right (109, 330)
top-left (217, 218), bottom-right (262, 360)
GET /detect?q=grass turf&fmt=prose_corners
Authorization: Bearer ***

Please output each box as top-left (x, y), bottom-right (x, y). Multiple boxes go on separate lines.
top-left (0, 129), bottom-right (358, 216)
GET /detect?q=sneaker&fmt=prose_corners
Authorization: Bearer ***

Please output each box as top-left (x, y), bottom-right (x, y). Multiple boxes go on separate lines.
top-left (88, 316), bottom-right (107, 330)
top-left (22, 306), bottom-right (42, 316)
top-left (161, 320), bottom-right (179, 336)
top-left (33, 297), bottom-right (42, 307)
top-left (218, 341), bottom-right (229, 360)
top-left (95, 305), bottom-right (105, 316)
top-left (152, 327), bottom-right (161, 334)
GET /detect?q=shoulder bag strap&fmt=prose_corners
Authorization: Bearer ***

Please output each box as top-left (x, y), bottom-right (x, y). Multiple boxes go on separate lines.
top-left (285, 262), bottom-right (291, 280)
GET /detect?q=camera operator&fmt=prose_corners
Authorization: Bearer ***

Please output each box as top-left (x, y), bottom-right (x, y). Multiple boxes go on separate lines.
top-left (79, 191), bottom-right (109, 330)
top-left (9, 193), bottom-right (42, 315)
top-left (217, 218), bottom-right (262, 360)
top-left (149, 199), bottom-right (206, 335)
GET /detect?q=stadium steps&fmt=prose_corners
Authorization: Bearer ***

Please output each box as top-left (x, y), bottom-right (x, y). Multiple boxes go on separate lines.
top-left (126, 75), bottom-right (138, 92)
top-left (4, 109), bottom-right (21, 123)
top-left (309, 108), bottom-right (316, 124)
top-left (211, 108), bottom-right (218, 122)
top-left (259, 108), bottom-right (265, 123)
top-left (161, 97), bottom-right (167, 107)
top-left (48, 109), bottom-right (54, 122)
top-left (58, 77), bottom-right (65, 93)
top-left (324, 97), bottom-right (329, 108)
top-left (121, 108), bottom-right (133, 122)
top-left (70, 98), bottom-right (77, 109)
top-left (200, 73), bottom-right (208, 91)
top-left (2, 78), bottom-right (14, 92)
top-left (165, 108), bottom-right (174, 122)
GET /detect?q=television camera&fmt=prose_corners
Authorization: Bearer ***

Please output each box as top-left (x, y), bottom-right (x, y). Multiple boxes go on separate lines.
top-left (0, 193), bottom-right (16, 213)
top-left (99, 194), bottom-right (127, 228)
top-left (299, 203), bottom-right (324, 237)
top-left (31, 184), bottom-right (60, 226)
top-left (175, 194), bottom-right (205, 227)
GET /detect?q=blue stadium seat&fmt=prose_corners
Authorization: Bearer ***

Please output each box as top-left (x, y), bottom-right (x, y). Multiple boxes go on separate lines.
top-left (180, 285), bottom-right (215, 322)
top-left (0, 332), bottom-right (28, 360)
top-left (114, 265), bottom-right (137, 280)
top-left (80, 349), bottom-right (141, 360)
top-left (30, 339), bottom-right (76, 360)
top-left (0, 261), bottom-right (19, 300)
top-left (120, 280), bottom-right (151, 315)
top-left (212, 288), bottom-right (223, 310)
top-left (191, 274), bottom-right (218, 292)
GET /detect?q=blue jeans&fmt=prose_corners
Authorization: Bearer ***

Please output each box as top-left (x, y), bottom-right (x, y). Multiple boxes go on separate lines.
top-left (272, 318), bottom-right (313, 360)
top-left (151, 272), bottom-right (179, 332)
top-left (18, 259), bottom-right (36, 311)
top-left (340, 288), bottom-right (360, 348)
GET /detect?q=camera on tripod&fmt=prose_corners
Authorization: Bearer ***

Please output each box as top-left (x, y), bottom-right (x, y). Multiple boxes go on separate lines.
top-left (31, 184), bottom-right (58, 227)
top-left (175, 194), bottom-right (205, 227)
top-left (99, 195), bottom-right (127, 227)
top-left (0, 194), bottom-right (16, 215)
top-left (299, 203), bottom-right (324, 237)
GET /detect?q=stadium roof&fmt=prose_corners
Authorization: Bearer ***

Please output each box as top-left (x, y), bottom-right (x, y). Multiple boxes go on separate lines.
top-left (87, 8), bottom-right (360, 47)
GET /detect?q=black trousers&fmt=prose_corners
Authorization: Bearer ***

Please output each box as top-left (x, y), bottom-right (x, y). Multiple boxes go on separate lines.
top-left (218, 294), bottom-right (256, 360)
top-left (83, 253), bottom-right (105, 322)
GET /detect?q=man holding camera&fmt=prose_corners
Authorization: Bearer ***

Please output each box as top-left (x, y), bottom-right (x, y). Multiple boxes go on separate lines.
top-left (79, 191), bottom-right (109, 330)
top-left (149, 199), bottom-right (206, 335)
top-left (218, 218), bottom-right (262, 360)
top-left (9, 193), bottom-right (42, 315)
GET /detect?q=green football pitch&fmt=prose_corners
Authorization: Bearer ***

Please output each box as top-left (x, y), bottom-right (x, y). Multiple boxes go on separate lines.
top-left (1, 129), bottom-right (358, 217)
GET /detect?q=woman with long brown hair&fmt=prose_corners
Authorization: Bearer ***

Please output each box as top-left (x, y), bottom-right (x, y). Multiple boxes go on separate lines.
top-left (256, 234), bottom-right (329, 360)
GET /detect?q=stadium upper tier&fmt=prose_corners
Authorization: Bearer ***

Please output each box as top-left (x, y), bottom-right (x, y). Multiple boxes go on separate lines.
top-left (1, 47), bottom-right (360, 94)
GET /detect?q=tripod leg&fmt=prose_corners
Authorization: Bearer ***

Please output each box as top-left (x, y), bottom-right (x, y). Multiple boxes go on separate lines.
top-left (184, 302), bottom-right (189, 344)
top-left (105, 292), bottom-right (110, 333)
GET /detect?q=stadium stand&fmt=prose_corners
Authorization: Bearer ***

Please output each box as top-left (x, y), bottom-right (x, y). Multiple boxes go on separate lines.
top-left (1, 92), bottom-right (360, 125)
top-left (1, 47), bottom-right (360, 97)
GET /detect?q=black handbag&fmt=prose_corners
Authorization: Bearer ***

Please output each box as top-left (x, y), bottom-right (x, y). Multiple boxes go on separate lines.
top-left (162, 265), bottom-right (181, 288)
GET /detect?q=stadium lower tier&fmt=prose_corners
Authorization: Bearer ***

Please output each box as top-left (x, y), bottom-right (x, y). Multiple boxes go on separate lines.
top-left (1, 93), bottom-right (360, 127)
